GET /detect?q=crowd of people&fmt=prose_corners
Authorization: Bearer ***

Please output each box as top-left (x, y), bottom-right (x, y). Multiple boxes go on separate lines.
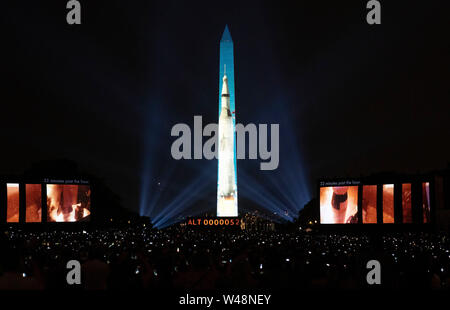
top-left (0, 225), bottom-right (449, 290)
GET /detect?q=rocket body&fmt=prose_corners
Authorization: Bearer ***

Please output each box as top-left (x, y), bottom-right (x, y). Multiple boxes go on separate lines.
top-left (217, 75), bottom-right (238, 217)
top-left (217, 25), bottom-right (238, 217)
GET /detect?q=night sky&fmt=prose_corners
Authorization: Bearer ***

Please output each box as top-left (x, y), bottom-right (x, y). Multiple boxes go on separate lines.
top-left (2, 1), bottom-right (449, 221)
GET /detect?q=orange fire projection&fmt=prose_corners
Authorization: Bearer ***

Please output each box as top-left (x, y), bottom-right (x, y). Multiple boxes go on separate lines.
top-left (47, 184), bottom-right (91, 222)
top-left (320, 186), bottom-right (358, 224)
top-left (382, 184), bottom-right (394, 223)
top-left (402, 184), bottom-right (412, 224)
top-left (422, 182), bottom-right (430, 223)
top-left (7, 183), bottom-right (20, 223)
top-left (26, 184), bottom-right (42, 223)
top-left (362, 185), bottom-right (377, 223)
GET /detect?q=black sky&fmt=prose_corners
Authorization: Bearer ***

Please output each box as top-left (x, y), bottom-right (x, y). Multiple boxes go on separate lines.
top-left (2, 0), bottom-right (450, 214)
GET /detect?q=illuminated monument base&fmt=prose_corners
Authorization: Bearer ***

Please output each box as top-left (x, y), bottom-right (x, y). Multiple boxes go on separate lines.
top-left (217, 196), bottom-right (238, 217)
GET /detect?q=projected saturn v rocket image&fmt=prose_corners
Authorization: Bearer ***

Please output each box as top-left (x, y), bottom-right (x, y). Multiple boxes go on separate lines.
top-left (217, 25), bottom-right (238, 217)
